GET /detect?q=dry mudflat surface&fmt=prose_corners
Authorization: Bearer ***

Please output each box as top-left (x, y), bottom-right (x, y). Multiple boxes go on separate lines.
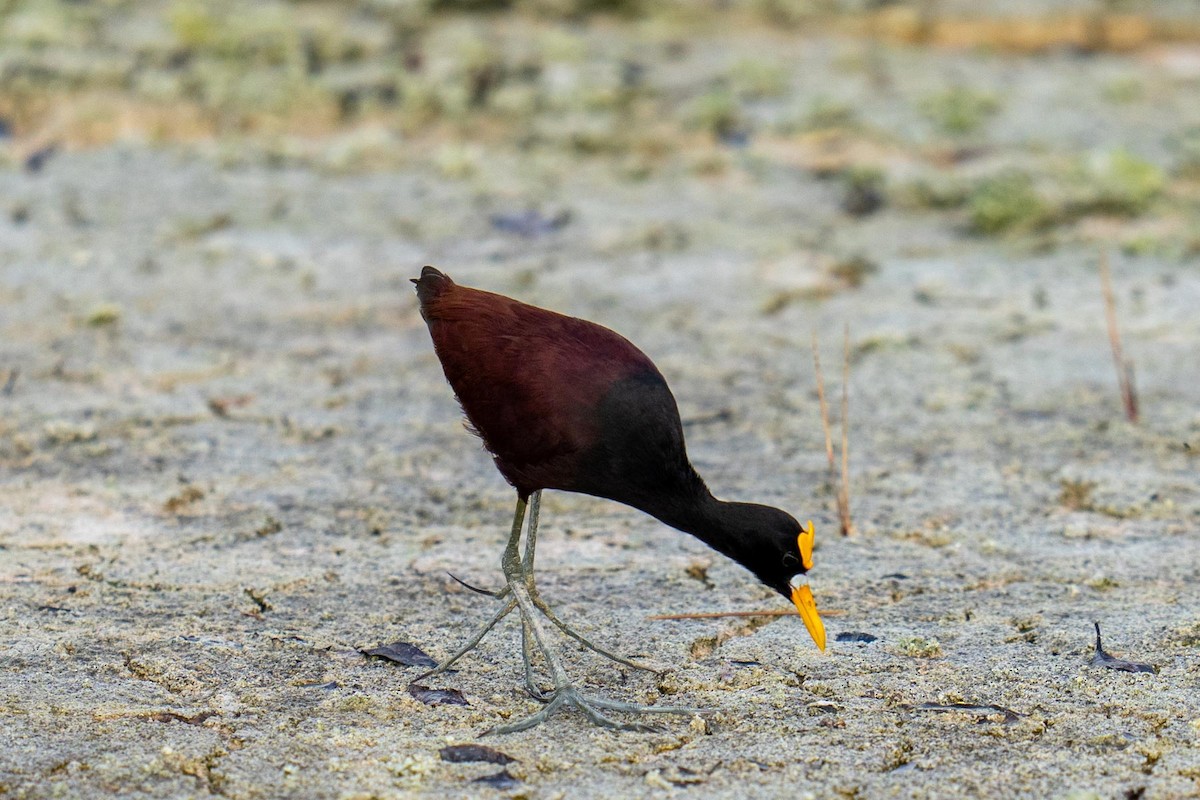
top-left (2, 3), bottom-right (1200, 798)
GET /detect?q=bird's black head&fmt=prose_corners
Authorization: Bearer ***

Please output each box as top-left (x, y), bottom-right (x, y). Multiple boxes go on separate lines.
top-left (718, 502), bottom-right (825, 651)
top-left (629, 492), bottom-right (827, 651)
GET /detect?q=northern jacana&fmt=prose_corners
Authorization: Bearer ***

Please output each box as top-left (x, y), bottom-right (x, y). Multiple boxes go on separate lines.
top-left (411, 266), bottom-right (824, 732)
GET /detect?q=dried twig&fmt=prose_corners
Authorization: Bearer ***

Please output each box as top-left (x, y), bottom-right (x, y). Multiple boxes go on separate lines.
top-left (648, 608), bottom-right (844, 621)
top-left (838, 324), bottom-right (853, 535)
top-left (812, 330), bottom-right (853, 536)
top-left (1099, 252), bottom-right (1138, 423)
top-left (908, 702), bottom-right (1023, 724)
top-left (812, 333), bottom-right (836, 486)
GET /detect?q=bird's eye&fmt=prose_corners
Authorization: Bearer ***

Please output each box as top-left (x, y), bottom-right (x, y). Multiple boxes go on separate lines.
top-left (782, 552), bottom-right (799, 568)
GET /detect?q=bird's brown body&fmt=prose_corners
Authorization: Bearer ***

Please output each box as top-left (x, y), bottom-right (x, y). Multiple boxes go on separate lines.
top-left (415, 267), bottom-right (704, 520)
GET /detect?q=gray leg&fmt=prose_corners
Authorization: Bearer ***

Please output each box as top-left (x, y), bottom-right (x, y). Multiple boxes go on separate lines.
top-left (520, 491), bottom-right (657, 674)
top-left (410, 498), bottom-right (526, 683)
top-left (520, 490), bottom-right (541, 575)
top-left (520, 619), bottom-right (550, 701)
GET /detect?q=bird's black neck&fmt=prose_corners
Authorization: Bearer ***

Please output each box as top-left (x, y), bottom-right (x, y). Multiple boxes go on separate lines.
top-left (643, 489), bottom-right (773, 570)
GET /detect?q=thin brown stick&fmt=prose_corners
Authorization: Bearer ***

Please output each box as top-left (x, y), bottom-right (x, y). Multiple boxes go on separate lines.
top-left (647, 609), bottom-right (845, 621)
top-left (813, 331), bottom-right (853, 536)
top-left (811, 333), bottom-right (837, 505)
top-left (838, 324), bottom-right (853, 535)
top-left (1099, 251), bottom-right (1138, 423)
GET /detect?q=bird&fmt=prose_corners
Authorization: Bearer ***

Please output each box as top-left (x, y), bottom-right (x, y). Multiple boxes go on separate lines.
top-left (410, 265), bottom-right (825, 733)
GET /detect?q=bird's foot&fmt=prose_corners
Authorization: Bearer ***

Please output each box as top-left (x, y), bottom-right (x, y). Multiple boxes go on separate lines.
top-left (485, 684), bottom-right (702, 735)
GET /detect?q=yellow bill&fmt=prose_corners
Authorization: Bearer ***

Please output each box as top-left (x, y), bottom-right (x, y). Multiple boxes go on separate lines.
top-left (790, 581), bottom-right (826, 651)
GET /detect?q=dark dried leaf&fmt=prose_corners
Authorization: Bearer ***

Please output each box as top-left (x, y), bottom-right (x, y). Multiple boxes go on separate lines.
top-left (362, 641), bottom-right (437, 668)
top-left (439, 744), bottom-right (515, 765)
top-left (836, 631), bottom-right (878, 643)
top-left (24, 143), bottom-right (58, 173)
top-left (1091, 622), bottom-right (1155, 674)
top-left (473, 770), bottom-right (520, 789)
top-left (489, 209), bottom-right (571, 238)
top-left (407, 684), bottom-right (468, 706)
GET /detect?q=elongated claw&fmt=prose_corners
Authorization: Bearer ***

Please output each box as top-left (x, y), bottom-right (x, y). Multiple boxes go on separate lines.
top-left (446, 571), bottom-right (505, 598)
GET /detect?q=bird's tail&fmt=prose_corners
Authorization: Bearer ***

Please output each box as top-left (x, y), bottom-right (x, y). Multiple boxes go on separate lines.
top-left (411, 266), bottom-right (454, 308)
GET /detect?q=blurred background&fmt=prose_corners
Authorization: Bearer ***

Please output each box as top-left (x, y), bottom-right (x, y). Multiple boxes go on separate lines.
top-left (3, 0), bottom-right (1199, 237)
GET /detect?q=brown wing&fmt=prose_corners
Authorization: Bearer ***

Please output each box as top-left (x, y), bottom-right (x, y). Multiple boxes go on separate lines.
top-left (417, 276), bottom-right (659, 496)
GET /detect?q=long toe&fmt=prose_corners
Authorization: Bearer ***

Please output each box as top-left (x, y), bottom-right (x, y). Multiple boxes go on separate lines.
top-left (567, 690), bottom-right (667, 733)
top-left (483, 692), bottom-right (568, 736)
top-left (583, 695), bottom-right (709, 716)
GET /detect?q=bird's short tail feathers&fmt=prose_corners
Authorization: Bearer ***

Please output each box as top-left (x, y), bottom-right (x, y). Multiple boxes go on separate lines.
top-left (411, 266), bottom-right (455, 308)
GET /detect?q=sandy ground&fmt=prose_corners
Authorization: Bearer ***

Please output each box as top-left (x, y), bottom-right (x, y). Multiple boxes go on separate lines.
top-left (2, 5), bottom-right (1200, 799)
